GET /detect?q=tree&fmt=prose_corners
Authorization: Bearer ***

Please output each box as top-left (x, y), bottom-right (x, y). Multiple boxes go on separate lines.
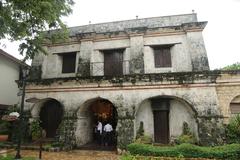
top-left (222, 62), bottom-right (240, 70)
top-left (0, 0), bottom-right (74, 60)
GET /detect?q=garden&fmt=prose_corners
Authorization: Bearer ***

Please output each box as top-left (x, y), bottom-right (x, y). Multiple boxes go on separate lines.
top-left (121, 115), bottom-right (240, 160)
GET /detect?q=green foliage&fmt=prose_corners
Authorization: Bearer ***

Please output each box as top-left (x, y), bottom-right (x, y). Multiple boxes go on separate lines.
top-left (135, 135), bottom-right (152, 144)
top-left (30, 119), bottom-right (41, 139)
top-left (0, 0), bottom-right (74, 60)
top-left (0, 155), bottom-right (35, 160)
top-left (222, 62), bottom-right (240, 70)
top-left (136, 121), bottom-right (144, 139)
top-left (0, 120), bottom-right (10, 135)
top-left (51, 141), bottom-right (64, 148)
top-left (175, 135), bottom-right (196, 145)
top-left (127, 143), bottom-right (240, 160)
top-left (182, 122), bottom-right (191, 135)
top-left (226, 114), bottom-right (240, 144)
top-left (175, 122), bottom-right (197, 144)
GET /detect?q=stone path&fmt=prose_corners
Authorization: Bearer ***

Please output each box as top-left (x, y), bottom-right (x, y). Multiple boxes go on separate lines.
top-left (9, 150), bottom-right (119, 160)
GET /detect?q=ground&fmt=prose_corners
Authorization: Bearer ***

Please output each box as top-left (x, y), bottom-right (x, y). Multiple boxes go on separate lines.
top-left (4, 150), bottom-right (118, 160)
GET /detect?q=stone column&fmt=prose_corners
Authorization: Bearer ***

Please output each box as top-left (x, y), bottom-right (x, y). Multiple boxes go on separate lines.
top-left (116, 117), bottom-right (134, 149)
top-left (77, 41), bottom-right (93, 77)
top-left (58, 111), bottom-right (78, 149)
top-left (129, 36), bottom-right (144, 74)
top-left (186, 31), bottom-right (210, 71)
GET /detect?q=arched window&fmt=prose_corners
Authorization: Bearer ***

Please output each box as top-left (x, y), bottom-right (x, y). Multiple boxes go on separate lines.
top-left (230, 95), bottom-right (240, 115)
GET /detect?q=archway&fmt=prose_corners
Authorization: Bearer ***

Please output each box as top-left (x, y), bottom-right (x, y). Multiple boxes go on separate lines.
top-left (135, 96), bottom-right (198, 144)
top-left (230, 95), bottom-right (240, 116)
top-left (39, 99), bottom-right (63, 138)
top-left (76, 98), bottom-right (118, 149)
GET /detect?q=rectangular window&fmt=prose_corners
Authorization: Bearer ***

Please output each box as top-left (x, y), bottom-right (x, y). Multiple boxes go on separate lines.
top-left (104, 49), bottom-right (124, 76)
top-left (61, 52), bottom-right (76, 73)
top-left (154, 46), bottom-right (172, 68)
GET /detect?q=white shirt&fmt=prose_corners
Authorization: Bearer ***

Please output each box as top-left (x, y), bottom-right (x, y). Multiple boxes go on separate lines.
top-left (104, 124), bottom-right (113, 132)
top-left (97, 122), bottom-right (102, 134)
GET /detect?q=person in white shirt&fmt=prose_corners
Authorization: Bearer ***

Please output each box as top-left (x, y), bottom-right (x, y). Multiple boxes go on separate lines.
top-left (96, 121), bottom-right (103, 145)
top-left (103, 123), bottom-right (113, 146)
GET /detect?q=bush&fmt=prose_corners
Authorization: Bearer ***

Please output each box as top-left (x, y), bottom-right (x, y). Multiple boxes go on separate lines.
top-left (175, 135), bottom-right (196, 145)
top-left (226, 114), bottom-right (240, 144)
top-left (135, 135), bottom-right (152, 144)
top-left (127, 143), bottom-right (240, 160)
top-left (0, 120), bottom-right (10, 135)
top-left (175, 122), bottom-right (197, 145)
top-left (30, 119), bottom-right (42, 140)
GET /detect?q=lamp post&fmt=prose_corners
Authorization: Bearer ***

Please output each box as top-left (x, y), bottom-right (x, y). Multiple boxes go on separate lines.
top-left (15, 66), bottom-right (29, 159)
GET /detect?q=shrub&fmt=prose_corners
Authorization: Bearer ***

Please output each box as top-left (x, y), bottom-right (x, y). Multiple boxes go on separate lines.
top-left (0, 120), bottom-right (10, 135)
top-left (226, 114), bottom-right (240, 144)
top-left (175, 134), bottom-right (196, 145)
top-left (30, 119), bottom-right (42, 140)
top-left (127, 143), bottom-right (240, 160)
top-left (136, 121), bottom-right (144, 139)
top-left (135, 135), bottom-right (152, 144)
top-left (175, 122), bottom-right (197, 145)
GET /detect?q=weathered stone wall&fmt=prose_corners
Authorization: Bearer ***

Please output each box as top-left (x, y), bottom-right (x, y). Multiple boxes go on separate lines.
top-left (135, 99), bottom-right (198, 141)
top-left (31, 14), bottom-right (208, 79)
top-left (25, 71), bottom-right (231, 148)
top-left (215, 73), bottom-right (240, 122)
top-left (144, 34), bottom-right (192, 73)
top-left (186, 32), bottom-right (209, 71)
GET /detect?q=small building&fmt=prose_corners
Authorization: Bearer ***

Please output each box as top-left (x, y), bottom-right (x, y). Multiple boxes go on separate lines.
top-left (24, 13), bottom-right (240, 149)
top-left (0, 49), bottom-right (24, 114)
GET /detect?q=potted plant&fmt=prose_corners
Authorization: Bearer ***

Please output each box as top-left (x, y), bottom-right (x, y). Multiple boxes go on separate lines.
top-left (0, 120), bottom-right (10, 142)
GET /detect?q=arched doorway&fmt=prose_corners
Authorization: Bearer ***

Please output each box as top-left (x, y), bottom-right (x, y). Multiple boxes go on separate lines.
top-left (39, 99), bottom-right (63, 138)
top-left (136, 96), bottom-right (198, 144)
top-left (76, 98), bottom-right (118, 149)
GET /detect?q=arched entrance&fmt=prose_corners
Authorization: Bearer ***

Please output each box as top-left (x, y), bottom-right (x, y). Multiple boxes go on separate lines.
top-left (39, 99), bottom-right (63, 138)
top-left (76, 98), bottom-right (118, 149)
top-left (136, 96), bottom-right (198, 144)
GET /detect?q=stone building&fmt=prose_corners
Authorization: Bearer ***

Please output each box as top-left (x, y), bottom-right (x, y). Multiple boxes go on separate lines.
top-left (24, 13), bottom-right (240, 149)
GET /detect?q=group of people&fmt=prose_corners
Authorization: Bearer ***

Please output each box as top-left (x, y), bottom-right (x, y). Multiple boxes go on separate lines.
top-left (95, 121), bottom-right (114, 146)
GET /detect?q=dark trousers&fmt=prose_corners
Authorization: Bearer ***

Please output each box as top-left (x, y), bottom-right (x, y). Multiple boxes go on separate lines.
top-left (97, 131), bottom-right (102, 145)
top-left (104, 132), bottom-right (112, 146)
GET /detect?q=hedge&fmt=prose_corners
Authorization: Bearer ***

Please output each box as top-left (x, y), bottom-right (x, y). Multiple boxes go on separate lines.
top-left (127, 143), bottom-right (240, 160)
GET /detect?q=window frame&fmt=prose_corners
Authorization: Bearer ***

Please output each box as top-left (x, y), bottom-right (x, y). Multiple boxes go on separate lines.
top-left (61, 52), bottom-right (77, 74)
top-left (153, 45), bottom-right (172, 68)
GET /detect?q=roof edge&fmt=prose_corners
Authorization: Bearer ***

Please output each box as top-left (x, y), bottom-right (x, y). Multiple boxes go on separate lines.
top-left (0, 49), bottom-right (28, 67)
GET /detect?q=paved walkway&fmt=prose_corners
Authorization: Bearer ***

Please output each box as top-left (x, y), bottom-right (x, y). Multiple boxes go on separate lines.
top-left (9, 150), bottom-right (119, 160)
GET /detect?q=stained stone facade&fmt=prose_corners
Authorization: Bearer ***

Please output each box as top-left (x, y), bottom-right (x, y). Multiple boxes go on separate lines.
top-left (24, 13), bottom-right (240, 149)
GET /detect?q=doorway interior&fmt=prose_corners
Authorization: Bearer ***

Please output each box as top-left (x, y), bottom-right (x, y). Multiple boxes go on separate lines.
top-left (79, 98), bottom-right (118, 150)
top-left (39, 99), bottom-right (63, 138)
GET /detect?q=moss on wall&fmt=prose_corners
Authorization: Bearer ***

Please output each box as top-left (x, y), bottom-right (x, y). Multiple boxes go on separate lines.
top-left (117, 117), bottom-right (134, 149)
top-left (77, 58), bottom-right (90, 77)
top-left (198, 116), bottom-right (226, 146)
top-left (58, 111), bottom-right (78, 149)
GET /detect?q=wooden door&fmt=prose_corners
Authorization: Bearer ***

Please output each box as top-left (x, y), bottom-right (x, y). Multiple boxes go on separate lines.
top-left (40, 100), bottom-right (63, 138)
top-left (153, 110), bottom-right (169, 144)
top-left (104, 50), bottom-right (123, 76)
top-left (152, 99), bottom-right (170, 144)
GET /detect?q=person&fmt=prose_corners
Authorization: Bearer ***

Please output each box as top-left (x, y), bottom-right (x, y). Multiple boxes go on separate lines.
top-left (96, 121), bottom-right (103, 145)
top-left (103, 123), bottom-right (113, 146)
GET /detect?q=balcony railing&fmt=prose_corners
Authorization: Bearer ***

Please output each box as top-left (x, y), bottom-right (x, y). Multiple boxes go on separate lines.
top-left (90, 60), bottom-right (130, 76)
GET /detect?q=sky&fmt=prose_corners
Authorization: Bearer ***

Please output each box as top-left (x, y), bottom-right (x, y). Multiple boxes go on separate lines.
top-left (1, 0), bottom-right (240, 69)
